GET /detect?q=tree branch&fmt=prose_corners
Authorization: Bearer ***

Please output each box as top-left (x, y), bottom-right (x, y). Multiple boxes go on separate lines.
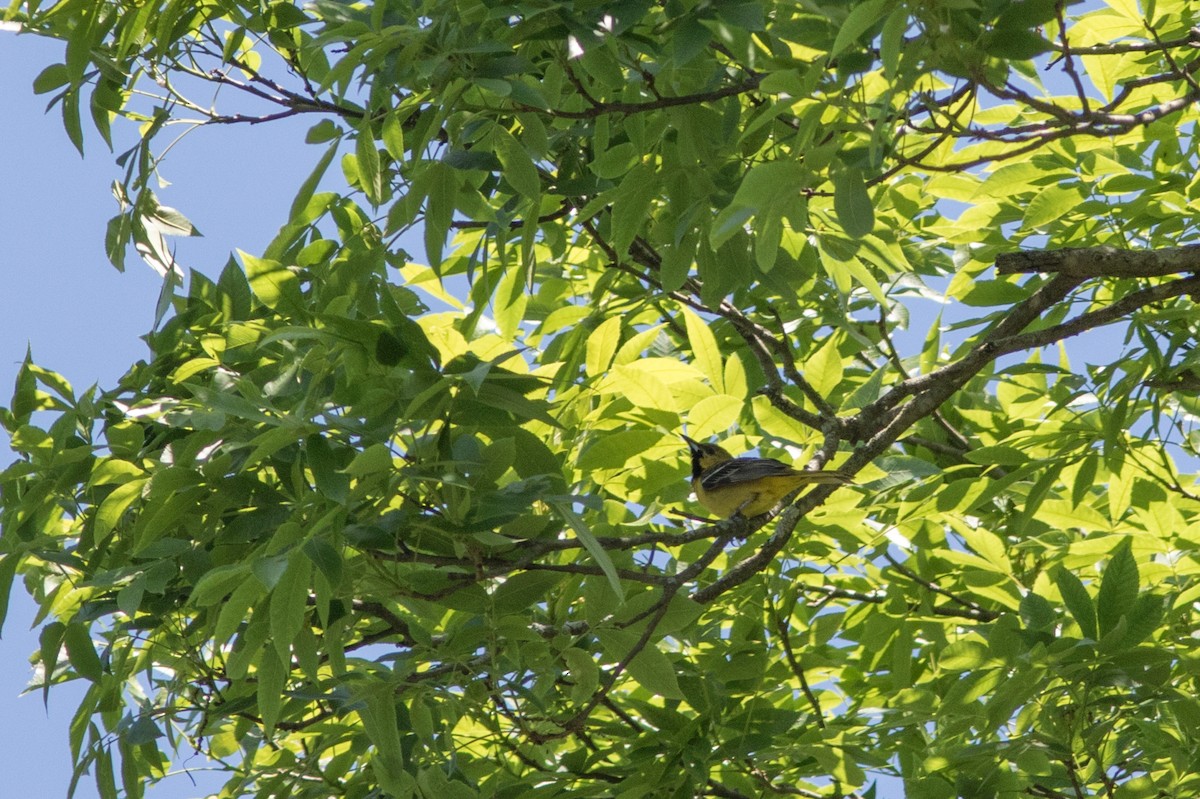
top-left (996, 244), bottom-right (1200, 278)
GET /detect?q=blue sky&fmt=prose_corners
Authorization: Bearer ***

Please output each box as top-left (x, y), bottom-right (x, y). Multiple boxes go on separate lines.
top-left (1, 30), bottom-right (328, 799)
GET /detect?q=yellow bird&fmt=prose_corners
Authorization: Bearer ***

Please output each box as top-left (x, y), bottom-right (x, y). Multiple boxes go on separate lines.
top-left (683, 435), bottom-right (849, 518)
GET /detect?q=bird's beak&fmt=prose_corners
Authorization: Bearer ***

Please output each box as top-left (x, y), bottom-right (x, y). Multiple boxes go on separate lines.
top-left (681, 434), bottom-right (700, 453)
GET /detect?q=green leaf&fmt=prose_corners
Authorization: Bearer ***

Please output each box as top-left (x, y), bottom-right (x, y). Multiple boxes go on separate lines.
top-left (64, 623), bottom-right (103, 681)
top-left (959, 278), bottom-right (1032, 307)
top-left (306, 434), bottom-right (349, 503)
top-left (343, 443), bottom-right (395, 476)
top-left (289, 140), bottom-right (339, 221)
top-left (493, 262), bottom-right (529, 341)
top-left (610, 163), bottom-right (657, 255)
top-left (831, 0), bottom-right (887, 57)
top-left (32, 63), bottom-right (70, 95)
top-left (547, 498), bottom-right (622, 598)
top-left (214, 580), bottom-right (264, 647)
top-left (381, 111), bottom-right (405, 162)
top-left (356, 117), bottom-right (383, 206)
top-left (732, 161), bottom-right (805, 210)
top-left (983, 27), bottom-right (1051, 59)
top-left (832, 167), bottom-right (874, 238)
top-left (591, 142), bottom-right (638, 179)
top-left (709, 204), bottom-right (755, 251)
top-left (880, 8), bottom-right (907, 76)
top-left (242, 250), bottom-right (301, 310)
top-left (1122, 593), bottom-right (1164, 646)
top-left (578, 430), bottom-right (665, 470)
top-left (939, 640), bottom-right (993, 670)
top-left (964, 445), bottom-right (1028, 466)
top-left (0, 553), bottom-right (21, 635)
top-left (39, 622), bottom-right (66, 705)
top-left (1097, 537), bottom-right (1139, 637)
top-left (256, 645), bottom-right (286, 735)
top-left (270, 554), bottom-right (311, 666)
top-left (1022, 184), bottom-right (1086, 228)
top-left (1053, 566), bottom-right (1098, 639)
top-left (564, 647), bottom-right (600, 703)
top-left (61, 89), bottom-right (84, 155)
top-left (424, 162), bottom-right (455, 269)
top-left (490, 571), bottom-right (566, 614)
top-left (358, 686), bottom-right (408, 796)
top-left (596, 629), bottom-right (683, 699)
top-left (94, 479), bottom-right (147, 543)
top-left (493, 126), bottom-right (540, 200)
top-left (190, 564), bottom-right (252, 607)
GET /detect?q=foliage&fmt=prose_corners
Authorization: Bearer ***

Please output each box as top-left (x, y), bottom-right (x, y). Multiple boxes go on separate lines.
top-left (4, 0), bottom-right (1200, 797)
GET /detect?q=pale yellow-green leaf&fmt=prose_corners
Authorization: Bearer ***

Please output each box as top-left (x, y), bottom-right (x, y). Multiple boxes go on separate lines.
top-left (1105, 0), bottom-right (1145, 24)
top-left (751, 395), bottom-right (821, 445)
top-left (540, 305), bottom-right (592, 337)
top-left (973, 162), bottom-right (1071, 200)
top-left (1107, 464), bottom-right (1134, 522)
top-left (841, 252), bottom-right (889, 305)
top-left (586, 316), bottom-right (622, 378)
top-left (1131, 494), bottom-right (1182, 540)
top-left (804, 336), bottom-right (844, 399)
top-left (682, 307), bottom-right (724, 392)
top-left (627, 357), bottom-right (707, 384)
top-left (209, 729), bottom-right (240, 759)
top-left (925, 173), bottom-right (982, 202)
top-left (601, 364), bottom-right (679, 412)
top-left (1070, 8), bottom-right (1146, 46)
top-left (948, 520), bottom-right (1012, 575)
top-left (685, 394), bottom-right (743, 438)
top-left (723, 353), bottom-right (748, 398)
top-left (399, 264), bottom-right (466, 310)
top-left (493, 265), bottom-right (529, 341)
top-left (614, 324), bottom-right (665, 365)
top-left (945, 268), bottom-right (982, 300)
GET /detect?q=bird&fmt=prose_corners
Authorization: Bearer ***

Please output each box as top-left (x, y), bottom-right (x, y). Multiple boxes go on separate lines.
top-left (682, 435), bottom-right (850, 518)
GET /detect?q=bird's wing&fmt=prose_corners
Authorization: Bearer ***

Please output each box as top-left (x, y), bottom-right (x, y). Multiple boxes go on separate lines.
top-left (699, 457), bottom-right (796, 491)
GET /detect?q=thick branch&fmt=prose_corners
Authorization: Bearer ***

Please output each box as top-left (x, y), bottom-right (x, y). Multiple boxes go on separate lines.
top-left (996, 244), bottom-right (1200, 278)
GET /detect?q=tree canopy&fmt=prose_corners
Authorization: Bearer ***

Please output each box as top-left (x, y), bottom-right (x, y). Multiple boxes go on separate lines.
top-left (4, 0), bottom-right (1200, 797)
